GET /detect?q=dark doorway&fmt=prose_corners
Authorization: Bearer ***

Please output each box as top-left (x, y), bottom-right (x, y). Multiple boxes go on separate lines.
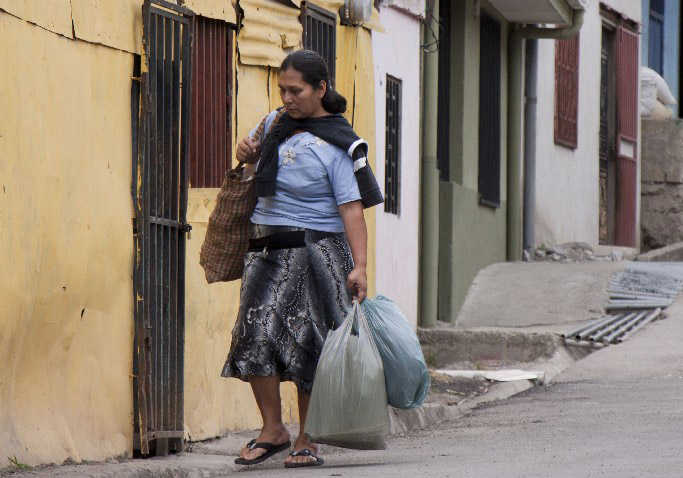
top-left (599, 24), bottom-right (617, 245)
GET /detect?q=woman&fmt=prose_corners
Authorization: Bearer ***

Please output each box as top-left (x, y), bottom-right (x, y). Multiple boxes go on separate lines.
top-left (221, 49), bottom-right (383, 468)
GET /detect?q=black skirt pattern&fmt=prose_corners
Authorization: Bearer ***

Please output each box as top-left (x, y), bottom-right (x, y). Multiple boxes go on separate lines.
top-left (221, 224), bottom-right (354, 393)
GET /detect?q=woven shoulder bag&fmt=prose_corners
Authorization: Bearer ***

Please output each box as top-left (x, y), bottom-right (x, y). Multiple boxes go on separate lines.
top-left (199, 110), bottom-right (284, 283)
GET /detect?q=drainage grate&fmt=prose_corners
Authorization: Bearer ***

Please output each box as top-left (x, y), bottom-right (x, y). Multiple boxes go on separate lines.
top-left (564, 262), bottom-right (683, 347)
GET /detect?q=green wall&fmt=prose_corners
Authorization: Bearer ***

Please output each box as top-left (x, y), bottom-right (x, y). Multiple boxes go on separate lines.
top-left (436, 1), bottom-right (510, 322)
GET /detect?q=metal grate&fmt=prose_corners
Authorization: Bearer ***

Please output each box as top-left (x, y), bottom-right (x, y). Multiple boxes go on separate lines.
top-left (301, 3), bottom-right (336, 86)
top-left (554, 34), bottom-right (580, 149)
top-left (384, 75), bottom-right (401, 215)
top-left (190, 16), bottom-right (233, 188)
top-left (478, 13), bottom-right (501, 208)
top-left (615, 25), bottom-right (639, 247)
top-left (133, 0), bottom-right (194, 457)
top-left (436, 0), bottom-right (451, 181)
top-left (564, 262), bottom-right (683, 347)
top-left (648, 0), bottom-right (664, 74)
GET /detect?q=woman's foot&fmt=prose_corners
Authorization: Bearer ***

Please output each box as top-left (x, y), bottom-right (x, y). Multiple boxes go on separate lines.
top-left (239, 424), bottom-right (290, 462)
top-left (283, 436), bottom-right (320, 466)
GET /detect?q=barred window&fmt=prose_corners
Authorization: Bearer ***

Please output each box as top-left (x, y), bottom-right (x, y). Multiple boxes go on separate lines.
top-left (554, 34), bottom-right (580, 149)
top-left (384, 75), bottom-right (401, 215)
top-left (189, 16), bottom-right (234, 187)
top-left (301, 3), bottom-right (336, 86)
top-left (478, 13), bottom-right (501, 208)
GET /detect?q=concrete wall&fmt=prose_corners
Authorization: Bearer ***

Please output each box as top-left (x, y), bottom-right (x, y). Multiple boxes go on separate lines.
top-left (0, 0), bottom-right (380, 467)
top-left (534, 0), bottom-right (642, 248)
top-left (641, 0), bottom-right (681, 116)
top-left (437, 1), bottom-right (509, 322)
top-left (373, 6), bottom-right (422, 329)
top-left (640, 119), bottom-right (683, 251)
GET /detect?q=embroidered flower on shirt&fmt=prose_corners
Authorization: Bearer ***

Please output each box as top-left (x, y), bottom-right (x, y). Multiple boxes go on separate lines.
top-left (282, 148), bottom-right (297, 165)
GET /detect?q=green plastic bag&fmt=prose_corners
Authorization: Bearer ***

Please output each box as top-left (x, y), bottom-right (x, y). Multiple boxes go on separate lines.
top-left (362, 295), bottom-right (431, 409)
top-left (305, 302), bottom-right (389, 450)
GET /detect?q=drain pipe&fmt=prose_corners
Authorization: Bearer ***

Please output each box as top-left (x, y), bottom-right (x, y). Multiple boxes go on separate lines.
top-left (507, 9), bottom-right (586, 261)
top-left (419, 0), bottom-right (440, 327)
top-left (523, 38), bottom-right (538, 257)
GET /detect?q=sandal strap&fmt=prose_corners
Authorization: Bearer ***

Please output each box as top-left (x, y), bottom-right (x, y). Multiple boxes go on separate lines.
top-left (247, 440), bottom-right (279, 452)
top-left (289, 448), bottom-right (315, 457)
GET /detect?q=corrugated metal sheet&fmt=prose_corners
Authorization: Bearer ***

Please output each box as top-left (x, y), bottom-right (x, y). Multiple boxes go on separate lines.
top-left (0, 0), bottom-right (73, 38)
top-left (190, 16), bottom-right (232, 187)
top-left (184, 0), bottom-right (237, 24)
top-left (615, 25), bottom-right (639, 247)
top-left (238, 0), bottom-right (302, 67)
top-left (71, 0), bottom-right (143, 54)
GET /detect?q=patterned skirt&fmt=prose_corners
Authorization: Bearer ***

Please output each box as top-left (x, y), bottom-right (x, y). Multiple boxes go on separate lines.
top-left (221, 224), bottom-right (354, 393)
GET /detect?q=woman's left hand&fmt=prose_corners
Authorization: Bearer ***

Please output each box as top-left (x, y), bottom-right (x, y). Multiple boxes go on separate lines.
top-left (346, 266), bottom-right (367, 303)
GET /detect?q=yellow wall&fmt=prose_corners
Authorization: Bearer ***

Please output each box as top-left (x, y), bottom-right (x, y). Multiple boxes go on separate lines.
top-left (0, 0), bottom-right (380, 464)
top-left (0, 12), bottom-right (135, 466)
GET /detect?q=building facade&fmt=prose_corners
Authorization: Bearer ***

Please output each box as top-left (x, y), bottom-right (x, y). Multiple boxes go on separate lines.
top-left (0, 0), bottom-right (382, 466)
top-left (372, 0), bottom-right (424, 329)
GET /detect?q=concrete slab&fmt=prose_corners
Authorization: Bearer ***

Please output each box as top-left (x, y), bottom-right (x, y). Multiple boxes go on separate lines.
top-left (454, 262), bottom-right (626, 329)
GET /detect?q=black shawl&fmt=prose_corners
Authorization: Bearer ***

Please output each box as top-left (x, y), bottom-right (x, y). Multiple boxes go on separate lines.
top-left (254, 110), bottom-right (383, 209)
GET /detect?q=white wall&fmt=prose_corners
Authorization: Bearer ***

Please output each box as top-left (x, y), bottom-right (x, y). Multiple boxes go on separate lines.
top-left (372, 6), bottom-right (422, 328)
top-left (534, 0), bottom-right (641, 247)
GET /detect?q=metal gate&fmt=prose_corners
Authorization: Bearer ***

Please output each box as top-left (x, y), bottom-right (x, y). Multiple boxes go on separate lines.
top-left (133, 0), bottom-right (194, 456)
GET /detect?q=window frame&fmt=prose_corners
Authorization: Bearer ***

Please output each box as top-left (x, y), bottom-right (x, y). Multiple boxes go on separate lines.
top-left (301, 2), bottom-right (337, 87)
top-left (477, 12), bottom-right (502, 209)
top-left (554, 34), bottom-right (580, 150)
top-left (384, 74), bottom-right (402, 216)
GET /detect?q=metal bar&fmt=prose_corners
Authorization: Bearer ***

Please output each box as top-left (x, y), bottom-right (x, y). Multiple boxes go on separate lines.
top-left (150, 430), bottom-right (185, 439)
top-left (137, 2), bottom-right (153, 455)
top-left (151, 4), bottom-right (192, 21)
top-left (616, 308), bottom-right (662, 343)
top-left (563, 314), bottom-right (618, 339)
top-left (590, 312), bottom-right (637, 342)
top-left (169, 17), bottom-right (181, 433)
top-left (602, 310), bottom-right (649, 344)
top-left (163, 15), bottom-right (174, 432)
top-left (575, 314), bottom-right (624, 341)
top-left (177, 16), bottom-right (193, 433)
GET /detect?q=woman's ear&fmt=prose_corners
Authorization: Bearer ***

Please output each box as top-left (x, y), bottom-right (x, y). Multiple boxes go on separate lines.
top-left (318, 80), bottom-right (327, 99)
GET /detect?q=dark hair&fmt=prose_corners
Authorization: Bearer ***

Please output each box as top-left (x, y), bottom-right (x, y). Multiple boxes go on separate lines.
top-left (280, 49), bottom-right (347, 114)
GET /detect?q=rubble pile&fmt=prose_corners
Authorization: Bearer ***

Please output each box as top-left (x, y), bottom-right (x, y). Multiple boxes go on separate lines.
top-left (528, 242), bottom-right (625, 263)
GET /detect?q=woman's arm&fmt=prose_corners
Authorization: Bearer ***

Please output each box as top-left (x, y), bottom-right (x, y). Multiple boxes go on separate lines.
top-left (338, 200), bottom-right (368, 302)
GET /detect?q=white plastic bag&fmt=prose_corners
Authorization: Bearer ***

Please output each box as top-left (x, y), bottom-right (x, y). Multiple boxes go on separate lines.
top-left (305, 302), bottom-right (389, 450)
top-left (642, 67), bottom-right (677, 106)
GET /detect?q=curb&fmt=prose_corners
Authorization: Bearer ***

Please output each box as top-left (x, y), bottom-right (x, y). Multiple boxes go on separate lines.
top-left (389, 341), bottom-right (590, 436)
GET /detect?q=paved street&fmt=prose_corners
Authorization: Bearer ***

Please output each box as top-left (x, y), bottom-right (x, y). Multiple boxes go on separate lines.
top-left (228, 300), bottom-right (683, 478)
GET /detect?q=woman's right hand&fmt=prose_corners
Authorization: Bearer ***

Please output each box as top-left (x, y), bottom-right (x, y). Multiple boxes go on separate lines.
top-left (236, 137), bottom-right (261, 164)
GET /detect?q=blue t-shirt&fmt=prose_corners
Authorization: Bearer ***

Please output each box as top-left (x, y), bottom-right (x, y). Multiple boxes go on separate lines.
top-left (249, 110), bottom-right (362, 233)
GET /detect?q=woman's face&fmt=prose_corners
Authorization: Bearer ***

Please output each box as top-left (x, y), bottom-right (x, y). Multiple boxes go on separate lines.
top-left (278, 68), bottom-right (326, 119)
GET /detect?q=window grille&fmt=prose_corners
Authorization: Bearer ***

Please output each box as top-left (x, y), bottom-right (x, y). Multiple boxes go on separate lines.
top-left (189, 16), bottom-right (233, 187)
top-left (478, 13), bottom-right (501, 208)
top-left (554, 34), bottom-right (580, 149)
top-left (384, 75), bottom-right (401, 215)
top-left (648, 0), bottom-right (664, 74)
top-left (301, 3), bottom-right (336, 86)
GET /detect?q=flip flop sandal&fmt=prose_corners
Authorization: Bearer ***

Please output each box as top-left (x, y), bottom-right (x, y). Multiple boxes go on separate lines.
top-left (234, 439), bottom-right (292, 466)
top-left (284, 448), bottom-right (324, 468)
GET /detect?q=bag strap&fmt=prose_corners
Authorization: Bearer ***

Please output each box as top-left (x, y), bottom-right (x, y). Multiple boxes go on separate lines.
top-left (237, 108), bottom-right (287, 170)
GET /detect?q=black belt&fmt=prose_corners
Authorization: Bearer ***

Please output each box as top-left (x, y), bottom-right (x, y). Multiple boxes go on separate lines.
top-left (248, 231), bottom-right (306, 254)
